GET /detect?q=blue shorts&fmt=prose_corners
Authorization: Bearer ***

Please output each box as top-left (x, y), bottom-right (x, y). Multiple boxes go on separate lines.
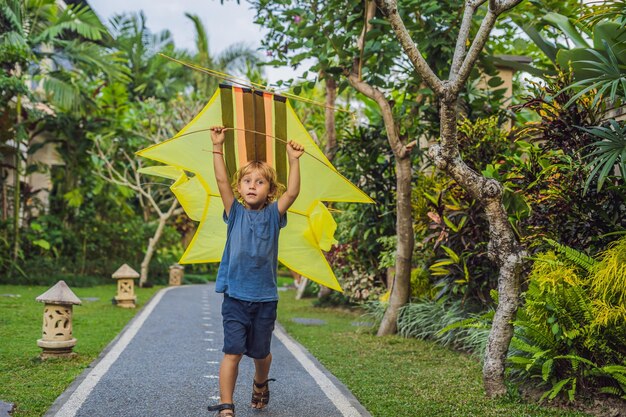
top-left (221, 294), bottom-right (278, 359)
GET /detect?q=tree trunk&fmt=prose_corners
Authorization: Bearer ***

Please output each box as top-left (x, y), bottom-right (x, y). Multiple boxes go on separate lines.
top-left (139, 200), bottom-right (178, 287)
top-left (12, 95), bottom-right (22, 265)
top-left (346, 72), bottom-right (415, 336)
top-left (1, 174), bottom-right (6, 221)
top-left (317, 285), bottom-right (332, 299)
top-left (296, 277), bottom-right (309, 300)
top-left (375, 0), bottom-right (525, 397)
top-left (377, 155), bottom-right (413, 335)
top-left (140, 215), bottom-right (166, 287)
top-left (316, 76), bottom-right (339, 300)
top-left (433, 99), bottom-right (525, 397)
top-left (324, 77), bottom-right (338, 160)
top-left (483, 242), bottom-right (524, 397)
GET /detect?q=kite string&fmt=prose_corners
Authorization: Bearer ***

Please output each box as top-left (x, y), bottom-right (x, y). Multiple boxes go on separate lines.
top-left (193, 127), bottom-right (331, 167)
top-left (159, 53), bottom-right (354, 118)
top-left (166, 126), bottom-right (370, 207)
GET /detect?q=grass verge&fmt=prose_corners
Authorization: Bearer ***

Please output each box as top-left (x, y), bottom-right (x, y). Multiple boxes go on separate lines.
top-left (0, 284), bottom-right (162, 417)
top-left (277, 290), bottom-right (591, 417)
top-left (0, 283), bottom-right (592, 417)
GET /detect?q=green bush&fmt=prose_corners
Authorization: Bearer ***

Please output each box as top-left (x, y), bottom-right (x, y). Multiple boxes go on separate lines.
top-left (410, 267), bottom-right (433, 299)
top-left (328, 124), bottom-right (398, 301)
top-left (0, 212), bottom-right (181, 286)
top-left (363, 299), bottom-right (490, 357)
top-left (509, 237), bottom-right (626, 401)
top-left (413, 118), bottom-right (510, 305)
top-left (510, 73), bottom-right (626, 253)
top-left (183, 273), bottom-right (214, 284)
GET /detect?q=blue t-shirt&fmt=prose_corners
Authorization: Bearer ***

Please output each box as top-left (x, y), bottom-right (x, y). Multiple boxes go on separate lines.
top-left (215, 200), bottom-right (287, 302)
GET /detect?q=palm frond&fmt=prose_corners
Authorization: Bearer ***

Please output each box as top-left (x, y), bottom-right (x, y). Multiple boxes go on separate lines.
top-left (578, 120), bottom-right (626, 193)
top-left (54, 39), bottom-right (130, 82)
top-left (218, 42), bottom-right (262, 75)
top-left (42, 72), bottom-right (93, 114)
top-left (35, 3), bottom-right (106, 42)
top-left (563, 42), bottom-right (626, 108)
top-left (0, 0), bottom-right (23, 34)
top-left (1, 30), bottom-right (29, 51)
top-left (185, 13), bottom-right (209, 59)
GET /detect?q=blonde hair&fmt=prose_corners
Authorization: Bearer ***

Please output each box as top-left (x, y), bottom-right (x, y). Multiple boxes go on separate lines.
top-left (232, 161), bottom-right (286, 204)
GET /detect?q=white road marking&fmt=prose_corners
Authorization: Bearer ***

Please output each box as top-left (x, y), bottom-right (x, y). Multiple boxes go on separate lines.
top-left (274, 326), bottom-right (363, 417)
top-left (48, 287), bottom-right (366, 417)
top-left (51, 287), bottom-right (176, 417)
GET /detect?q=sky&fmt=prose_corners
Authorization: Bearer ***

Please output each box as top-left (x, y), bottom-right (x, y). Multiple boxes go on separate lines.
top-left (87, 0), bottom-right (303, 84)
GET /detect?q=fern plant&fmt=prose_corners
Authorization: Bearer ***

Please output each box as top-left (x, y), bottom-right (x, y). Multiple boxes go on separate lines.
top-left (509, 237), bottom-right (626, 401)
top-left (543, 238), bottom-right (598, 271)
top-left (590, 237), bottom-right (626, 306)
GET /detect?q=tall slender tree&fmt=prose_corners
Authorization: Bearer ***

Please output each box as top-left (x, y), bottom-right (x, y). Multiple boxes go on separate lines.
top-left (252, 0), bottom-right (469, 335)
top-left (375, 0), bottom-right (526, 397)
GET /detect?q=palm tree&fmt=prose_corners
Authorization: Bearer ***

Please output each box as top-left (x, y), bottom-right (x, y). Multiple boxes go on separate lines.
top-left (108, 11), bottom-right (192, 101)
top-left (0, 0), bottom-right (126, 266)
top-left (107, 11), bottom-right (264, 100)
top-left (185, 13), bottom-right (264, 96)
top-left (1, 0), bottom-right (127, 113)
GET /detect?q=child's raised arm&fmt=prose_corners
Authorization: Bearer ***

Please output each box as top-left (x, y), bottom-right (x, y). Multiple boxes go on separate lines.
top-left (210, 126), bottom-right (235, 216)
top-left (277, 140), bottom-right (304, 215)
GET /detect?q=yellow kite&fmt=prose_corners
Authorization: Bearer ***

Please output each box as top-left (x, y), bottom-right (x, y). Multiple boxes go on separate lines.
top-left (136, 85), bottom-right (372, 291)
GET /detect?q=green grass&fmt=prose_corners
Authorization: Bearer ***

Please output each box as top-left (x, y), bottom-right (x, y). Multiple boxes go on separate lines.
top-left (277, 290), bottom-right (591, 417)
top-left (0, 283), bottom-right (592, 417)
top-left (0, 284), bottom-right (163, 417)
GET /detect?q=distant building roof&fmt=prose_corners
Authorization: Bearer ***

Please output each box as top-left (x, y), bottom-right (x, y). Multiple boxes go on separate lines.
top-left (494, 55), bottom-right (532, 66)
top-left (63, 0), bottom-right (90, 7)
top-left (496, 55), bottom-right (532, 63)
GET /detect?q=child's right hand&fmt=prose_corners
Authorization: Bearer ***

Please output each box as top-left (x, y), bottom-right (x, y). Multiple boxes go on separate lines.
top-left (210, 126), bottom-right (226, 146)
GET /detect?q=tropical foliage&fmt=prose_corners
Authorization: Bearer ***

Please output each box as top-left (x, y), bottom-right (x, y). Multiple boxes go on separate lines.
top-left (579, 120), bottom-right (626, 193)
top-left (509, 237), bottom-right (626, 401)
top-left (508, 72), bottom-right (625, 252)
top-left (0, 0), bottom-right (625, 407)
top-left (0, 3), bottom-right (262, 284)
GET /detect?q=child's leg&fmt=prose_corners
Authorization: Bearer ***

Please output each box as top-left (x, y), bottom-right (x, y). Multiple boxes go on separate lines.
top-left (248, 300), bottom-right (277, 409)
top-left (253, 352), bottom-right (272, 385)
top-left (251, 353), bottom-right (273, 409)
top-left (219, 353), bottom-right (243, 404)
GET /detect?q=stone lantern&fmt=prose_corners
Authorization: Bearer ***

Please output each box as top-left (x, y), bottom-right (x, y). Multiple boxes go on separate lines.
top-left (169, 264), bottom-right (184, 286)
top-left (36, 280), bottom-right (82, 359)
top-left (112, 264), bottom-right (139, 308)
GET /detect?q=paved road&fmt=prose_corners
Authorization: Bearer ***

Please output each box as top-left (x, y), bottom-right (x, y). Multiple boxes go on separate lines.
top-left (45, 284), bottom-right (371, 417)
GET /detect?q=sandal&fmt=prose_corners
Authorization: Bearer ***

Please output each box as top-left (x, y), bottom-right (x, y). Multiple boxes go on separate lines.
top-left (251, 378), bottom-right (276, 409)
top-left (207, 403), bottom-right (235, 416)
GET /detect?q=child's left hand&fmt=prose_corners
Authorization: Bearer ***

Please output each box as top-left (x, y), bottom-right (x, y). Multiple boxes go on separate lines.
top-left (287, 140), bottom-right (304, 159)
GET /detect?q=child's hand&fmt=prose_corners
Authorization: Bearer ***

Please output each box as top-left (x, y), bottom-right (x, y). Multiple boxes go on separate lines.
top-left (210, 126), bottom-right (226, 146)
top-left (287, 140), bottom-right (304, 159)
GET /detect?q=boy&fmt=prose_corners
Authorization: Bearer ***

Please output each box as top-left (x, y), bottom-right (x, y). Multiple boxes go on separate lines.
top-left (207, 126), bottom-right (304, 417)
